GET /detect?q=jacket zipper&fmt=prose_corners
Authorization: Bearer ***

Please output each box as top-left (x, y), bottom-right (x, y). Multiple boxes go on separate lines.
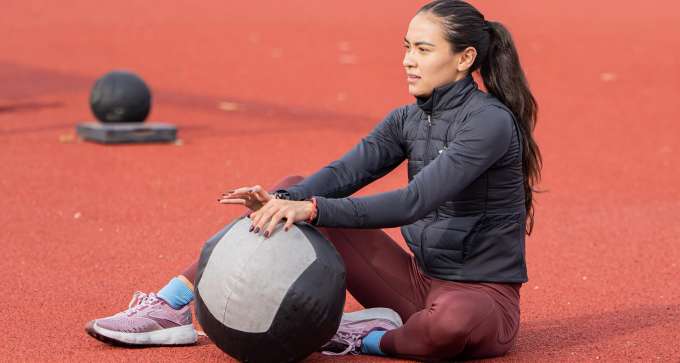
top-left (419, 114), bottom-right (439, 271)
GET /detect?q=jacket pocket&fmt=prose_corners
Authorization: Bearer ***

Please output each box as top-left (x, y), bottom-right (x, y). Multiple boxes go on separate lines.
top-left (423, 247), bottom-right (464, 272)
top-left (423, 215), bottom-right (482, 268)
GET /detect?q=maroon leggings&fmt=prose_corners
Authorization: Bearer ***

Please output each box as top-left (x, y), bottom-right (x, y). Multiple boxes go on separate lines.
top-left (181, 176), bottom-right (521, 361)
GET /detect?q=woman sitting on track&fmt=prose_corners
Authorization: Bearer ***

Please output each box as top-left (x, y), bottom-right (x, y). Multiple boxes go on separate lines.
top-left (86, 0), bottom-right (541, 360)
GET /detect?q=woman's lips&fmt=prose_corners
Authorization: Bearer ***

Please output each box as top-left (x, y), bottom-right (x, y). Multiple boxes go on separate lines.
top-left (407, 75), bottom-right (421, 84)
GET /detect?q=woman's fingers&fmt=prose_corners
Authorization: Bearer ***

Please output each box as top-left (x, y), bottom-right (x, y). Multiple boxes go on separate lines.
top-left (222, 186), bottom-right (256, 200)
top-left (249, 209), bottom-right (262, 232)
top-left (264, 210), bottom-right (287, 238)
top-left (218, 190), bottom-right (251, 203)
top-left (242, 200), bottom-right (315, 238)
top-left (227, 186), bottom-right (254, 195)
top-left (250, 201), bottom-right (290, 236)
top-left (221, 186), bottom-right (271, 212)
top-left (222, 191), bottom-right (250, 199)
top-left (250, 202), bottom-right (272, 233)
top-left (250, 185), bottom-right (272, 203)
top-left (283, 210), bottom-right (296, 232)
top-left (255, 206), bottom-right (279, 234)
top-left (218, 198), bottom-right (246, 205)
top-left (247, 200), bottom-right (312, 238)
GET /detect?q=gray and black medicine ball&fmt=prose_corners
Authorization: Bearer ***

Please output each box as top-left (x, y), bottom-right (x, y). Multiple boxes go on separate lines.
top-left (195, 217), bottom-right (346, 363)
top-left (89, 70), bottom-right (151, 123)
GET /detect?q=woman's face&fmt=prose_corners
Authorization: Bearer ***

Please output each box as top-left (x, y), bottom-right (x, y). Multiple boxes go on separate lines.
top-left (403, 12), bottom-right (474, 97)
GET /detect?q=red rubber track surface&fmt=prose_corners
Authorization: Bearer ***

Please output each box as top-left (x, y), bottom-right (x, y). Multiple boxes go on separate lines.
top-left (1, 1), bottom-right (679, 361)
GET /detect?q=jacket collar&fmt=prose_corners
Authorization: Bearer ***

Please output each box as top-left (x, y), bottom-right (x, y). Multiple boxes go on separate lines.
top-left (416, 74), bottom-right (476, 116)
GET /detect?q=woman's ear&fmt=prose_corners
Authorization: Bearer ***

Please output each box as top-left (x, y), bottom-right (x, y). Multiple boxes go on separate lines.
top-left (457, 46), bottom-right (478, 72)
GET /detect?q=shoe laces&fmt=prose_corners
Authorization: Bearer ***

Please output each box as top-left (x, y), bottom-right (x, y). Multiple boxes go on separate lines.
top-left (321, 323), bottom-right (373, 356)
top-left (321, 332), bottom-right (363, 356)
top-left (124, 291), bottom-right (160, 316)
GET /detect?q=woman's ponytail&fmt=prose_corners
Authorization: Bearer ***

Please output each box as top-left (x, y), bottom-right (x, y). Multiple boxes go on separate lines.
top-left (481, 21), bottom-right (542, 234)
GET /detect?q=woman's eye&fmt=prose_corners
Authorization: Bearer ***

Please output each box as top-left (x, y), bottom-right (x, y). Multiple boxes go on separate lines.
top-left (418, 47), bottom-right (428, 52)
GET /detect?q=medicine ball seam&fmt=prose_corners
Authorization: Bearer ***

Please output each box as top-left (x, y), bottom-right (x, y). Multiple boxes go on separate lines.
top-left (220, 235), bottom-right (264, 323)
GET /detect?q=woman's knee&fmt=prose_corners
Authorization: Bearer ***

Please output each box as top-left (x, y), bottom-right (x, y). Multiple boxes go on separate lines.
top-left (424, 312), bottom-right (469, 352)
top-left (424, 318), bottom-right (513, 360)
top-left (423, 294), bottom-right (496, 355)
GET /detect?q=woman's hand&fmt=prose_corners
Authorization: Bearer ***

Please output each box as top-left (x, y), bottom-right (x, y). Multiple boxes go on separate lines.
top-left (218, 185), bottom-right (272, 212)
top-left (248, 199), bottom-right (315, 238)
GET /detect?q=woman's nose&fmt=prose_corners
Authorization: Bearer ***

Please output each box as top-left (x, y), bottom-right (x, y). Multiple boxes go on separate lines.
top-left (403, 53), bottom-right (415, 68)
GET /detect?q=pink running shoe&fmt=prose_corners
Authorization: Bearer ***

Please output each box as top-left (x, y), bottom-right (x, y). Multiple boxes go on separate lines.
top-left (321, 307), bottom-right (403, 355)
top-left (85, 291), bottom-right (197, 346)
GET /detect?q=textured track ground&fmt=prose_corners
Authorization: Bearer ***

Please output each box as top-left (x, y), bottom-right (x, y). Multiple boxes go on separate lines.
top-left (1, 1), bottom-right (679, 361)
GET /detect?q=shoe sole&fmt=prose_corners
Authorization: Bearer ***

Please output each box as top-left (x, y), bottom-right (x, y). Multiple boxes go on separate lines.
top-left (85, 321), bottom-right (198, 347)
top-left (341, 307), bottom-right (404, 327)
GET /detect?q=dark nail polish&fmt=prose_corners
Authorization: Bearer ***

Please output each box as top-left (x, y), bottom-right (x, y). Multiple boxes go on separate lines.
top-left (254, 227), bottom-right (260, 233)
top-left (264, 231), bottom-right (269, 238)
top-left (249, 226), bottom-right (254, 232)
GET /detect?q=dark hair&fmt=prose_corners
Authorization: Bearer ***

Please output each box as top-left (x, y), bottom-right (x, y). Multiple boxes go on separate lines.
top-left (419, 0), bottom-right (542, 235)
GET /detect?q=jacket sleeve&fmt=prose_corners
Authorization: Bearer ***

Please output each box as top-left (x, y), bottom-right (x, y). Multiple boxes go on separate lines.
top-left (313, 106), bottom-right (515, 228)
top-left (280, 107), bottom-right (406, 200)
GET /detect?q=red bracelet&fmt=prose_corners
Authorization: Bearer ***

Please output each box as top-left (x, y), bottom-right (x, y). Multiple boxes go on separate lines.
top-left (307, 197), bottom-right (318, 223)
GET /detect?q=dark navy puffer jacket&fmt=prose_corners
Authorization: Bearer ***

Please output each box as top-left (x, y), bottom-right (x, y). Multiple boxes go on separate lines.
top-left (282, 75), bottom-right (527, 283)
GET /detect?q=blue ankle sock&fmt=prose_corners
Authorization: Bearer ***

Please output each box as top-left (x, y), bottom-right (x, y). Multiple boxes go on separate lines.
top-left (360, 330), bottom-right (386, 356)
top-left (157, 277), bottom-right (194, 309)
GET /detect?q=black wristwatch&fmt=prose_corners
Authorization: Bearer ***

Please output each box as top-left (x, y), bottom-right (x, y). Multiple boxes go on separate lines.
top-left (273, 190), bottom-right (292, 200)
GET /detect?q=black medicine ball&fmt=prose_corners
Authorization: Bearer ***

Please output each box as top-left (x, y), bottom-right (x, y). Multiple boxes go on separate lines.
top-left (90, 70), bottom-right (151, 123)
top-left (195, 218), bottom-right (346, 363)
